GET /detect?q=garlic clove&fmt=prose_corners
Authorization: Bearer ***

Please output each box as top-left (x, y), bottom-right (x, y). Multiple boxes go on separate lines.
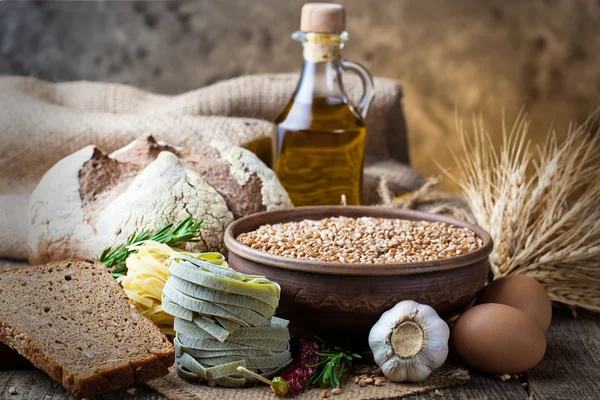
top-left (407, 359), bottom-right (431, 382)
top-left (425, 318), bottom-right (450, 339)
top-left (381, 357), bottom-right (407, 382)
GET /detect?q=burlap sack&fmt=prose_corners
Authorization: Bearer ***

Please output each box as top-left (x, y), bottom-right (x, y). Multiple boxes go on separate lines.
top-left (147, 364), bottom-right (469, 400)
top-left (378, 178), bottom-right (475, 223)
top-left (0, 74), bottom-right (422, 260)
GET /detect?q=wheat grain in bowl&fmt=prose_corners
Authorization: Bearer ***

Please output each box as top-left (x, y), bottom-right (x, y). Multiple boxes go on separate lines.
top-left (236, 216), bottom-right (483, 264)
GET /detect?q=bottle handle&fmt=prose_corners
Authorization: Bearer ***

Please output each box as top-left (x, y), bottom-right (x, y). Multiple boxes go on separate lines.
top-left (340, 59), bottom-right (375, 119)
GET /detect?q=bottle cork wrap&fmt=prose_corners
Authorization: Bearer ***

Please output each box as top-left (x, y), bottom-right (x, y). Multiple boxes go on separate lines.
top-left (302, 33), bottom-right (343, 62)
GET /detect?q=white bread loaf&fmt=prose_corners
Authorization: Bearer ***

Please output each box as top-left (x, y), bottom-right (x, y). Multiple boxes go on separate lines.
top-left (26, 135), bottom-right (292, 264)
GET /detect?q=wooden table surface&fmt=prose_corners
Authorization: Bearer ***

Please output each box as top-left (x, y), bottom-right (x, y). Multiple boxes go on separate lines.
top-left (1, 261), bottom-right (598, 400)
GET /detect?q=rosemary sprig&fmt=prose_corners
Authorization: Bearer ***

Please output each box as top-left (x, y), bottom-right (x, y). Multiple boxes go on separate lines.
top-left (307, 344), bottom-right (361, 390)
top-left (98, 217), bottom-right (203, 278)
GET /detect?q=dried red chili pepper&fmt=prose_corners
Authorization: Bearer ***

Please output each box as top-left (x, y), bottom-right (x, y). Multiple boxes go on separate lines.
top-left (237, 338), bottom-right (319, 397)
top-left (279, 338), bottom-right (319, 396)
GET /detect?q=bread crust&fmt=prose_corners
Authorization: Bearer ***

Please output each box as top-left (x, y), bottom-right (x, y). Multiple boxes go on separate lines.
top-left (27, 135), bottom-right (293, 265)
top-left (0, 260), bottom-right (174, 399)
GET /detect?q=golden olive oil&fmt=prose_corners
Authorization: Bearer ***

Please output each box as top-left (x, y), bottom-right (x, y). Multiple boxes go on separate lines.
top-left (274, 97), bottom-right (366, 206)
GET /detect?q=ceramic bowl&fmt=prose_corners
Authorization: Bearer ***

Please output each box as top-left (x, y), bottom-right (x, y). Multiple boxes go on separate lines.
top-left (224, 206), bottom-right (493, 342)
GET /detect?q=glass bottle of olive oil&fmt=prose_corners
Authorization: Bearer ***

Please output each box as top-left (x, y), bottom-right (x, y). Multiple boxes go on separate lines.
top-left (273, 3), bottom-right (375, 206)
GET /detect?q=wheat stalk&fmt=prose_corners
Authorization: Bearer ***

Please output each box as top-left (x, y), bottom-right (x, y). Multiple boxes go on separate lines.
top-left (451, 112), bottom-right (600, 312)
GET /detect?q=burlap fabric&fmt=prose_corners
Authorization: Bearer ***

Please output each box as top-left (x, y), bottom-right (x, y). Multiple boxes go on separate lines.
top-left (147, 364), bottom-right (469, 400)
top-left (0, 74), bottom-right (422, 260)
top-left (378, 178), bottom-right (475, 223)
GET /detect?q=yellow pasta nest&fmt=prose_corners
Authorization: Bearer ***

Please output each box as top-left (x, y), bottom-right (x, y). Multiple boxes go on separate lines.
top-left (117, 241), bottom-right (227, 336)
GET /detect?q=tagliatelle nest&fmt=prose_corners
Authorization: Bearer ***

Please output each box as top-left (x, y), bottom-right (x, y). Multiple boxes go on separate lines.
top-left (450, 110), bottom-right (600, 312)
top-left (118, 240), bottom-right (230, 336)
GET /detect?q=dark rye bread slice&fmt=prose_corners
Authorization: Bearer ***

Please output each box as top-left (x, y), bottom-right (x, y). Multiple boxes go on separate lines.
top-left (0, 260), bottom-right (174, 398)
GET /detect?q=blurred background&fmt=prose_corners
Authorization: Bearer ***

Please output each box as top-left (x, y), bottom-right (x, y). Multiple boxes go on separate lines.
top-left (1, 0), bottom-right (599, 189)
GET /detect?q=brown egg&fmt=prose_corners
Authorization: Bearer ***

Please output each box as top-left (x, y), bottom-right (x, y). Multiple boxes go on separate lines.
top-left (476, 275), bottom-right (552, 332)
top-left (452, 303), bottom-right (546, 374)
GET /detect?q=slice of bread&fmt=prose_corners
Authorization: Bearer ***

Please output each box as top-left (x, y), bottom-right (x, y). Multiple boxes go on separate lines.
top-left (0, 260), bottom-right (174, 398)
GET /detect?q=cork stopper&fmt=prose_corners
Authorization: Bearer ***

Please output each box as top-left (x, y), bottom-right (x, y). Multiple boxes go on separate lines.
top-left (300, 3), bottom-right (346, 34)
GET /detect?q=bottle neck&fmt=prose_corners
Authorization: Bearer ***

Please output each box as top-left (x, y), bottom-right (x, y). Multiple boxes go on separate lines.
top-left (295, 59), bottom-right (346, 104)
top-left (292, 31), bottom-right (348, 104)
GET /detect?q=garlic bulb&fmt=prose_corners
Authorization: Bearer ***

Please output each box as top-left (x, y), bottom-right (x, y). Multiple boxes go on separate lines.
top-left (368, 300), bottom-right (449, 382)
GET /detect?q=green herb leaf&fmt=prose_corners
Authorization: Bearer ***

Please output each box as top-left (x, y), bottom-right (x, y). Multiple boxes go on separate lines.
top-left (308, 344), bottom-right (361, 390)
top-left (98, 217), bottom-right (204, 278)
